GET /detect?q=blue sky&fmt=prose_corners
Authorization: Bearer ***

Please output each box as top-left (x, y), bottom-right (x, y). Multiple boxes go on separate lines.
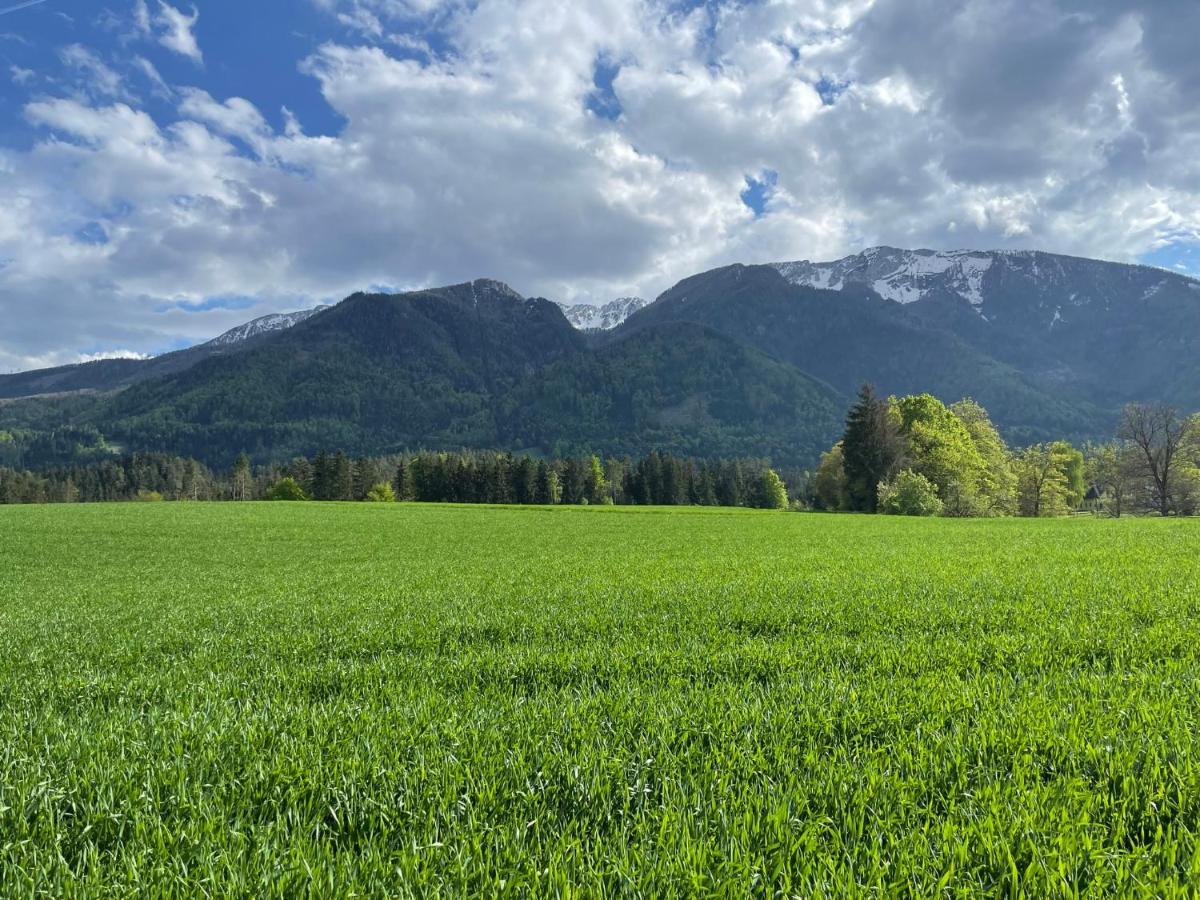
top-left (1, 0), bottom-right (1198, 370)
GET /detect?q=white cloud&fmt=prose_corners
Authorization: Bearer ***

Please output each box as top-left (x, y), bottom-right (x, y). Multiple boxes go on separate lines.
top-left (2, 0), bottom-right (1200, 369)
top-left (148, 1), bottom-right (202, 64)
top-left (59, 44), bottom-right (130, 100)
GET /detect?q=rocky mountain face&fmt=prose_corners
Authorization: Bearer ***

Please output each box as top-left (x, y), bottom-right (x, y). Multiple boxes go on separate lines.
top-left (555, 297), bottom-right (647, 331)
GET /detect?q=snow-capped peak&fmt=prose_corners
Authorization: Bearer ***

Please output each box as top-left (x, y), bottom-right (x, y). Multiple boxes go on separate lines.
top-left (206, 306), bottom-right (329, 347)
top-left (773, 247), bottom-right (998, 307)
top-left (556, 297), bottom-right (647, 331)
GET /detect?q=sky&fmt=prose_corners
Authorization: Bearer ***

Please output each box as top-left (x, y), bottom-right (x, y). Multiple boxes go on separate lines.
top-left (1, 0), bottom-right (1199, 371)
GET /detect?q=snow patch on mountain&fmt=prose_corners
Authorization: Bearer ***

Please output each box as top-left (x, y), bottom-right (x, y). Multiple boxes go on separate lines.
top-left (773, 247), bottom-right (997, 307)
top-left (556, 297), bottom-right (647, 331)
top-left (206, 306), bottom-right (329, 347)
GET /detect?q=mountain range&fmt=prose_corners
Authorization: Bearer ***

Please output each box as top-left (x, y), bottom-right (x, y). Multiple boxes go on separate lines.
top-left (2, 248), bottom-right (1197, 468)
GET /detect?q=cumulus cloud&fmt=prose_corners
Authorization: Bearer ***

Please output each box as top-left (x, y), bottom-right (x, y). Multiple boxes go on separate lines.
top-left (2, 0), bottom-right (1200, 369)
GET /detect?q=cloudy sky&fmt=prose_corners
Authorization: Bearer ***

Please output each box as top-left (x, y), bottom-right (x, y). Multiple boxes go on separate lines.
top-left (1, 0), bottom-right (1198, 370)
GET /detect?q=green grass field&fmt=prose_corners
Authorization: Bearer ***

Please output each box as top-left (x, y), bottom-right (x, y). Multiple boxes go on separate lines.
top-left (2, 504), bottom-right (1200, 895)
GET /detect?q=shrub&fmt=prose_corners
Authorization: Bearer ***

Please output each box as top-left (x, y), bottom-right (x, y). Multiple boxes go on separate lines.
top-left (365, 483), bottom-right (396, 503)
top-left (265, 477), bottom-right (308, 501)
top-left (878, 469), bottom-right (943, 517)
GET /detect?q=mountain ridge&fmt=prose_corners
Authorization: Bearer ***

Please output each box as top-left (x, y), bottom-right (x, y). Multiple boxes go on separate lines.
top-left (2, 248), bottom-right (1197, 467)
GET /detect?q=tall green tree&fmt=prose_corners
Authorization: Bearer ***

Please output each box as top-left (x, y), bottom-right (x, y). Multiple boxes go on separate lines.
top-left (586, 456), bottom-right (607, 504)
top-left (331, 451), bottom-right (353, 501)
top-left (352, 457), bottom-right (373, 501)
top-left (1014, 444), bottom-right (1071, 517)
top-left (841, 384), bottom-right (907, 512)
top-left (392, 459), bottom-right (413, 501)
top-left (950, 399), bottom-right (1017, 515)
top-left (894, 394), bottom-right (987, 516)
top-left (1085, 441), bottom-right (1135, 517)
top-left (535, 461), bottom-right (561, 505)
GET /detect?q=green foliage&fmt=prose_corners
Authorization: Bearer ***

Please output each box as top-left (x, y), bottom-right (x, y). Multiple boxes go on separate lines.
top-left (1052, 440), bottom-right (1086, 508)
top-left (1, 505), bottom-right (1199, 894)
top-left (1014, 443), bottom-right (1073, 517)
top-left (950, 398), bottom-right (1017, 515)
top-left (877, 469), bottom-right (944, 516)
top-left (752, 468), bottom-right (789, 510)
top-left (894, 393), bottom-right (989, 516)
top-left (135, 490), bottom-right (164, 503)
top-left (365, 483), bottom-right (396, 503)
top-left (813, 443), bottom-right (848, 511)
top-left (264, 476), bottom-right (309, 501)
top-left (841, 384), bottom-right (907, 512)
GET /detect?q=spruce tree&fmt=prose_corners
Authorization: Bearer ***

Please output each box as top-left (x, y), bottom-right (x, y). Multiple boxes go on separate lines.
top-left (841, 384), bottom-right (907, 513)
top-left (331, 452), bottom-right (353, 501)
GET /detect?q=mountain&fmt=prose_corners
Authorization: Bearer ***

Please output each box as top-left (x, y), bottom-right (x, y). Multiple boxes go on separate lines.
top-left (620, 263), bottom-right (1103, 442)
top-left (500, 321), bottom-right (844, 462)
top-left (205, 306), bottom-right (329, 347)
top-left (76, 279), bottom-right (846, 465)
top-left (3, 248), bottom-right (1196, 469)
top-left (0, 303), bottom-right (329, 400)
top-left (772, 247), bottom-right (1200, 409)
top-left (91, 280), bottom-right (587, 462)
top-left (555, 297), bottom-right (647, 331)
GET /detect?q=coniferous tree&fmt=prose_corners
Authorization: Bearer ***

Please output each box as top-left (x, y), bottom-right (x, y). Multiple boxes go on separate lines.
top-left (331, 451), bottom-right (353, 501)
top-left (512, 456), bottom-right (537, 504)
top-left (311, 450), bottom-right (331, 501)
top-left (352, 457), bottom-right (373, 501)
top-left (841, 384), bottom-right (907, 512)
top-left (560, 457), bottom-right (586, 505)
top-left (392, 459), bottom-right (413, 501)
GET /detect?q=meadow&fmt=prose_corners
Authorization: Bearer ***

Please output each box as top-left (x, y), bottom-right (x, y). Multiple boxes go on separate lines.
top-left (1, 503), bottom-right (1199, 896)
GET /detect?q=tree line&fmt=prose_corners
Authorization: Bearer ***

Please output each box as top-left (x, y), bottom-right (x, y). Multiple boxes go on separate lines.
top-left (811, 386), bottom-right (1200, 517)
top-left (2, 392), bottom-right (1196, 515)
top-left (0, 449), bottom-right (790, 510)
